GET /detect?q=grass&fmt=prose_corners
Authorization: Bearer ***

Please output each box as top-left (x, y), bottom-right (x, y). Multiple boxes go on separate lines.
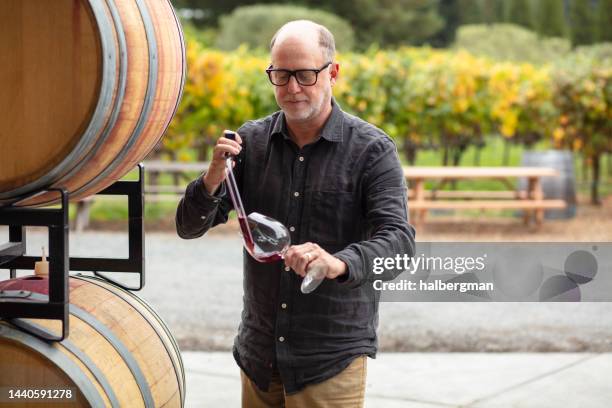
top-left (76, 198), bottom-right (181, 222)
top-left (412, 137), bottom-right (521, 190)
top-left (84, 135), bottom-right (611, 223)
top-left (409, 136), bottom-right (612, 196)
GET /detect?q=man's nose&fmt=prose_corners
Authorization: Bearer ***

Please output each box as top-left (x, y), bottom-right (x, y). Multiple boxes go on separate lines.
top-left (286, 75), bottom-right (302, 93)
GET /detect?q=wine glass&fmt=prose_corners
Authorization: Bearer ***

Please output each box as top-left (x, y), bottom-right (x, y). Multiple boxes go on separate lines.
top-left (224, 130), bottom-right (324, 293)
top-left (245, 212), bottom-right (290, 262)
top-left (244, 212), bottom-right (325, 293)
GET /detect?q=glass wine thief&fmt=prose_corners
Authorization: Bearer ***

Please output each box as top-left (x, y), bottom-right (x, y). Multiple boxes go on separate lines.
top-left (224, 130), bottom-right (324, 293)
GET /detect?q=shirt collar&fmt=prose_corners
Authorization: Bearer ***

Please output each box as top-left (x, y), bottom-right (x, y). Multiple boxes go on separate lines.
top-left (271, 97), bottom-right (344, 143)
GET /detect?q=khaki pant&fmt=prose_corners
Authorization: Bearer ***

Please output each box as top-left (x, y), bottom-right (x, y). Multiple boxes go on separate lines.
top-left (241, 356), bottom-right (367, 408)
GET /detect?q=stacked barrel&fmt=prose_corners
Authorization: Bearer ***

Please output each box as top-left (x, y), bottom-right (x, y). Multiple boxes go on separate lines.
top-left (0, 0), bottom-right (185, 206)
top-left (0, 0), bottom-right (186, 406)
top-left (0, 275), bottom-right (185, 407)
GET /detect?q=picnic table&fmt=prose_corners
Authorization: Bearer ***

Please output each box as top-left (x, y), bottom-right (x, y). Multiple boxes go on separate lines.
top-left (404, 166), bottom-right (567, 227)
top-left (74, 161), bottom-right (210, 231)
top-left (143, 160), bottom-right (209, 199)
top-left (74, 162), bottom-right (567, 231)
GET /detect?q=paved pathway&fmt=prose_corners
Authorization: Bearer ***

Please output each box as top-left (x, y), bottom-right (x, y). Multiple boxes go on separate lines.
top-left (183, 351), bottom-right (612, 407)
top-left (1, 228), bottom-right (612, 352)
top-left (2, 228), bottom-right (612, 405)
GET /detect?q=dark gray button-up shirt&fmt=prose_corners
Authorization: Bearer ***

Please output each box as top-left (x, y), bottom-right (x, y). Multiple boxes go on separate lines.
top-left (176, 99), bottom-right (416, 394)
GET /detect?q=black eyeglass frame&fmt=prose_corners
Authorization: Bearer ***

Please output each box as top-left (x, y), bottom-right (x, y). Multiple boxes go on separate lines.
top-left (265, 61), bottom-right (333, 86)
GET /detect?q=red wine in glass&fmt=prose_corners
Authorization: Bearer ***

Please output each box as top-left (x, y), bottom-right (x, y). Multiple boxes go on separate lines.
top-left (242, 212), bottom-right (290, 262)
top-left (225, 130), bottom-right (323, 292)
top-left (237, 212), bottom-right (288, 263)
top-left (224, 131), bottom-right (289, 263)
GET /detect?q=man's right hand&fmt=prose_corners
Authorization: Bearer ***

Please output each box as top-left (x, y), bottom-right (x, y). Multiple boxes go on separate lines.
top-left (202, 131), bottom-right (243, 195)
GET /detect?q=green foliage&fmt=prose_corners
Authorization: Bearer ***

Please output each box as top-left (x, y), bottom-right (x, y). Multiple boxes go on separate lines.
top-left (281, 0), bottom-right (445, 48)
top-left (164, 38), bottom-right (611, 198)
top-left (552, 50), bottom-right (612, 203)
top-left (457, 0), bottom-right (485, 24)
top-left (171, 0), bottom-right (277, 27)
top-left (175, 0), bottom-right (444, 49)
top-left (89, 200), bottom-right (128, 222)
top-left (381, 49), bottom-right (493, 158)
top-left (214, 4), bottom-right (355, 52)
top-left (164, 32), bottom-right (277, 160)
top-left (552, 52), bottom-right (612, 156)
top-left (181, 22), bottom-right (217, 48)
top-left (453, 23), bottom-right (571, 64)
top-left (597, 0), bottom-right (612, 43)
top-left (480, 0), bottom-right (505, 23)
top-left (571, 42), bottom-right (612, 62)
top-left (535, 0), bottom-right (567, 38)
top-left (431, 0), bottom-right (505, 47)
top-left (569, 0), bottom-right (596, 47)
top-left (503, 0), bottom-right (535, 29)
top-left (171, 0), bottom-right (612, 50)
top-left (446, 0), bottom-right (506, 25)
top-left (364, 0), bottom-right (445, 46)
top-left (430, 0), bottom-right (461, 46)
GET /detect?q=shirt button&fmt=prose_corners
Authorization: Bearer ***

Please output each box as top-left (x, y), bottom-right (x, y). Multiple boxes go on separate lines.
top-left (299, 156), bottom-right (305, 162)
top-left (278, 336), bottom-right (285, 342)
top-left (200, 215), bottom-right (206, 220)
top-left (293, 191), bottom-right (300, 197)
top-left (289, 226), bottom-right (295, 232)
top-left (281, 303), bottom-right (287, 309)
top-left (284, 266), bottom-right (290, 272)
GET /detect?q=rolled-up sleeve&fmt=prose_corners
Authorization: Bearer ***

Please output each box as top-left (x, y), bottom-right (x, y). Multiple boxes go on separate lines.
top-left (333, 137), bottom-right (416, 288)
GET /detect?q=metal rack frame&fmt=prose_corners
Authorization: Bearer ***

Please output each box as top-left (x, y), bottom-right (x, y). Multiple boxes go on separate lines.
top-left (0, 164), bottom-right (146, 342)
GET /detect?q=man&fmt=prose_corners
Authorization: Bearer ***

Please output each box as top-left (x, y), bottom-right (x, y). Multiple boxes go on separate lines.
top-left (176, 20), bottom-right (415, 407)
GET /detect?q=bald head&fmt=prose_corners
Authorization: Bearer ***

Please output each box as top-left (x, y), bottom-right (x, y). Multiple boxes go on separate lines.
top-left (270, 20), bottom-right (336, 63)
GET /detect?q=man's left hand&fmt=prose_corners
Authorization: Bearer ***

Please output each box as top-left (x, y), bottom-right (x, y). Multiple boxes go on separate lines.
top-left (283, 242), bottom-right (347, 280)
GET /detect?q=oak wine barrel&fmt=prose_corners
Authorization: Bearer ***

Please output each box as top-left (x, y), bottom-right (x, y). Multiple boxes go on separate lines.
top-left (0, 0), bottom-right (185, 206)
top-left (0, 274), bottom-right (185, 408)
top-left (520, 150), bottom-right (577, 219)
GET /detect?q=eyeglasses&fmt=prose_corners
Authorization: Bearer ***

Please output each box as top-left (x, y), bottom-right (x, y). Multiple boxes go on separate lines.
top-left (266, 62), bottom-right (332, 86)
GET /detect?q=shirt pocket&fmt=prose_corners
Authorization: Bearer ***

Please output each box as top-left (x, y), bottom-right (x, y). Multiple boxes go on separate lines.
top-left (307, 190), bottom-right (359, 247)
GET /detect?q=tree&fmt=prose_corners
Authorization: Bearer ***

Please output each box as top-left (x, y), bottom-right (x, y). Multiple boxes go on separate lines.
top-left (535, 0), bottom-right (567, 38)
top-left (569, 0), bottom-right (596, 46)
top-left (305, 0), bottom-right (445, 48)
top-left (454, 24), bottom-right (571, 64)
top-left (215, 5), bottom-right (355, 51)
top-left (430, 0), bottom-right (461, 47)
top-left (552, 54), bottom-right (612, 204)
top-left (173, 0), bottom-right (445, 49)
top-left (597, 0), bottom-right (612, 42)
top-left (371, 0), bottom-right (445, 46)
top-left (457, 0), bottom-right (485, 25)
top-left (503, 0), bottom-right (535, 29)
top-left (171, 0), bottom-right (277, 27)
top-left (481, 0), bottom-right (505, 24)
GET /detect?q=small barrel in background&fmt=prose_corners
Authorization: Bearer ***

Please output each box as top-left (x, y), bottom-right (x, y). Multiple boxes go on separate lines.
top-left (520, 150), bottom-right (577, 219)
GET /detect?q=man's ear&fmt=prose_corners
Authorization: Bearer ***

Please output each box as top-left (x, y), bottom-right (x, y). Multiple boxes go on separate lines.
top-left (330, 63), bottom-right (339, 86)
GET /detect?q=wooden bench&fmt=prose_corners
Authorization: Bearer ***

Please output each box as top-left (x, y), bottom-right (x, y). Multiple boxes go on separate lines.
top-left (143, 160), bottom-right (209, 202)
top-left (404, 166), bottom-right (567, 227)
top-left (73, 161), bottom-right (210, 230)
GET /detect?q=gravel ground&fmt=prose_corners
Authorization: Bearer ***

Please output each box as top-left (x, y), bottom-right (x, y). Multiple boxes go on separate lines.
top-left (2, 194), bottom-right (612, 352)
